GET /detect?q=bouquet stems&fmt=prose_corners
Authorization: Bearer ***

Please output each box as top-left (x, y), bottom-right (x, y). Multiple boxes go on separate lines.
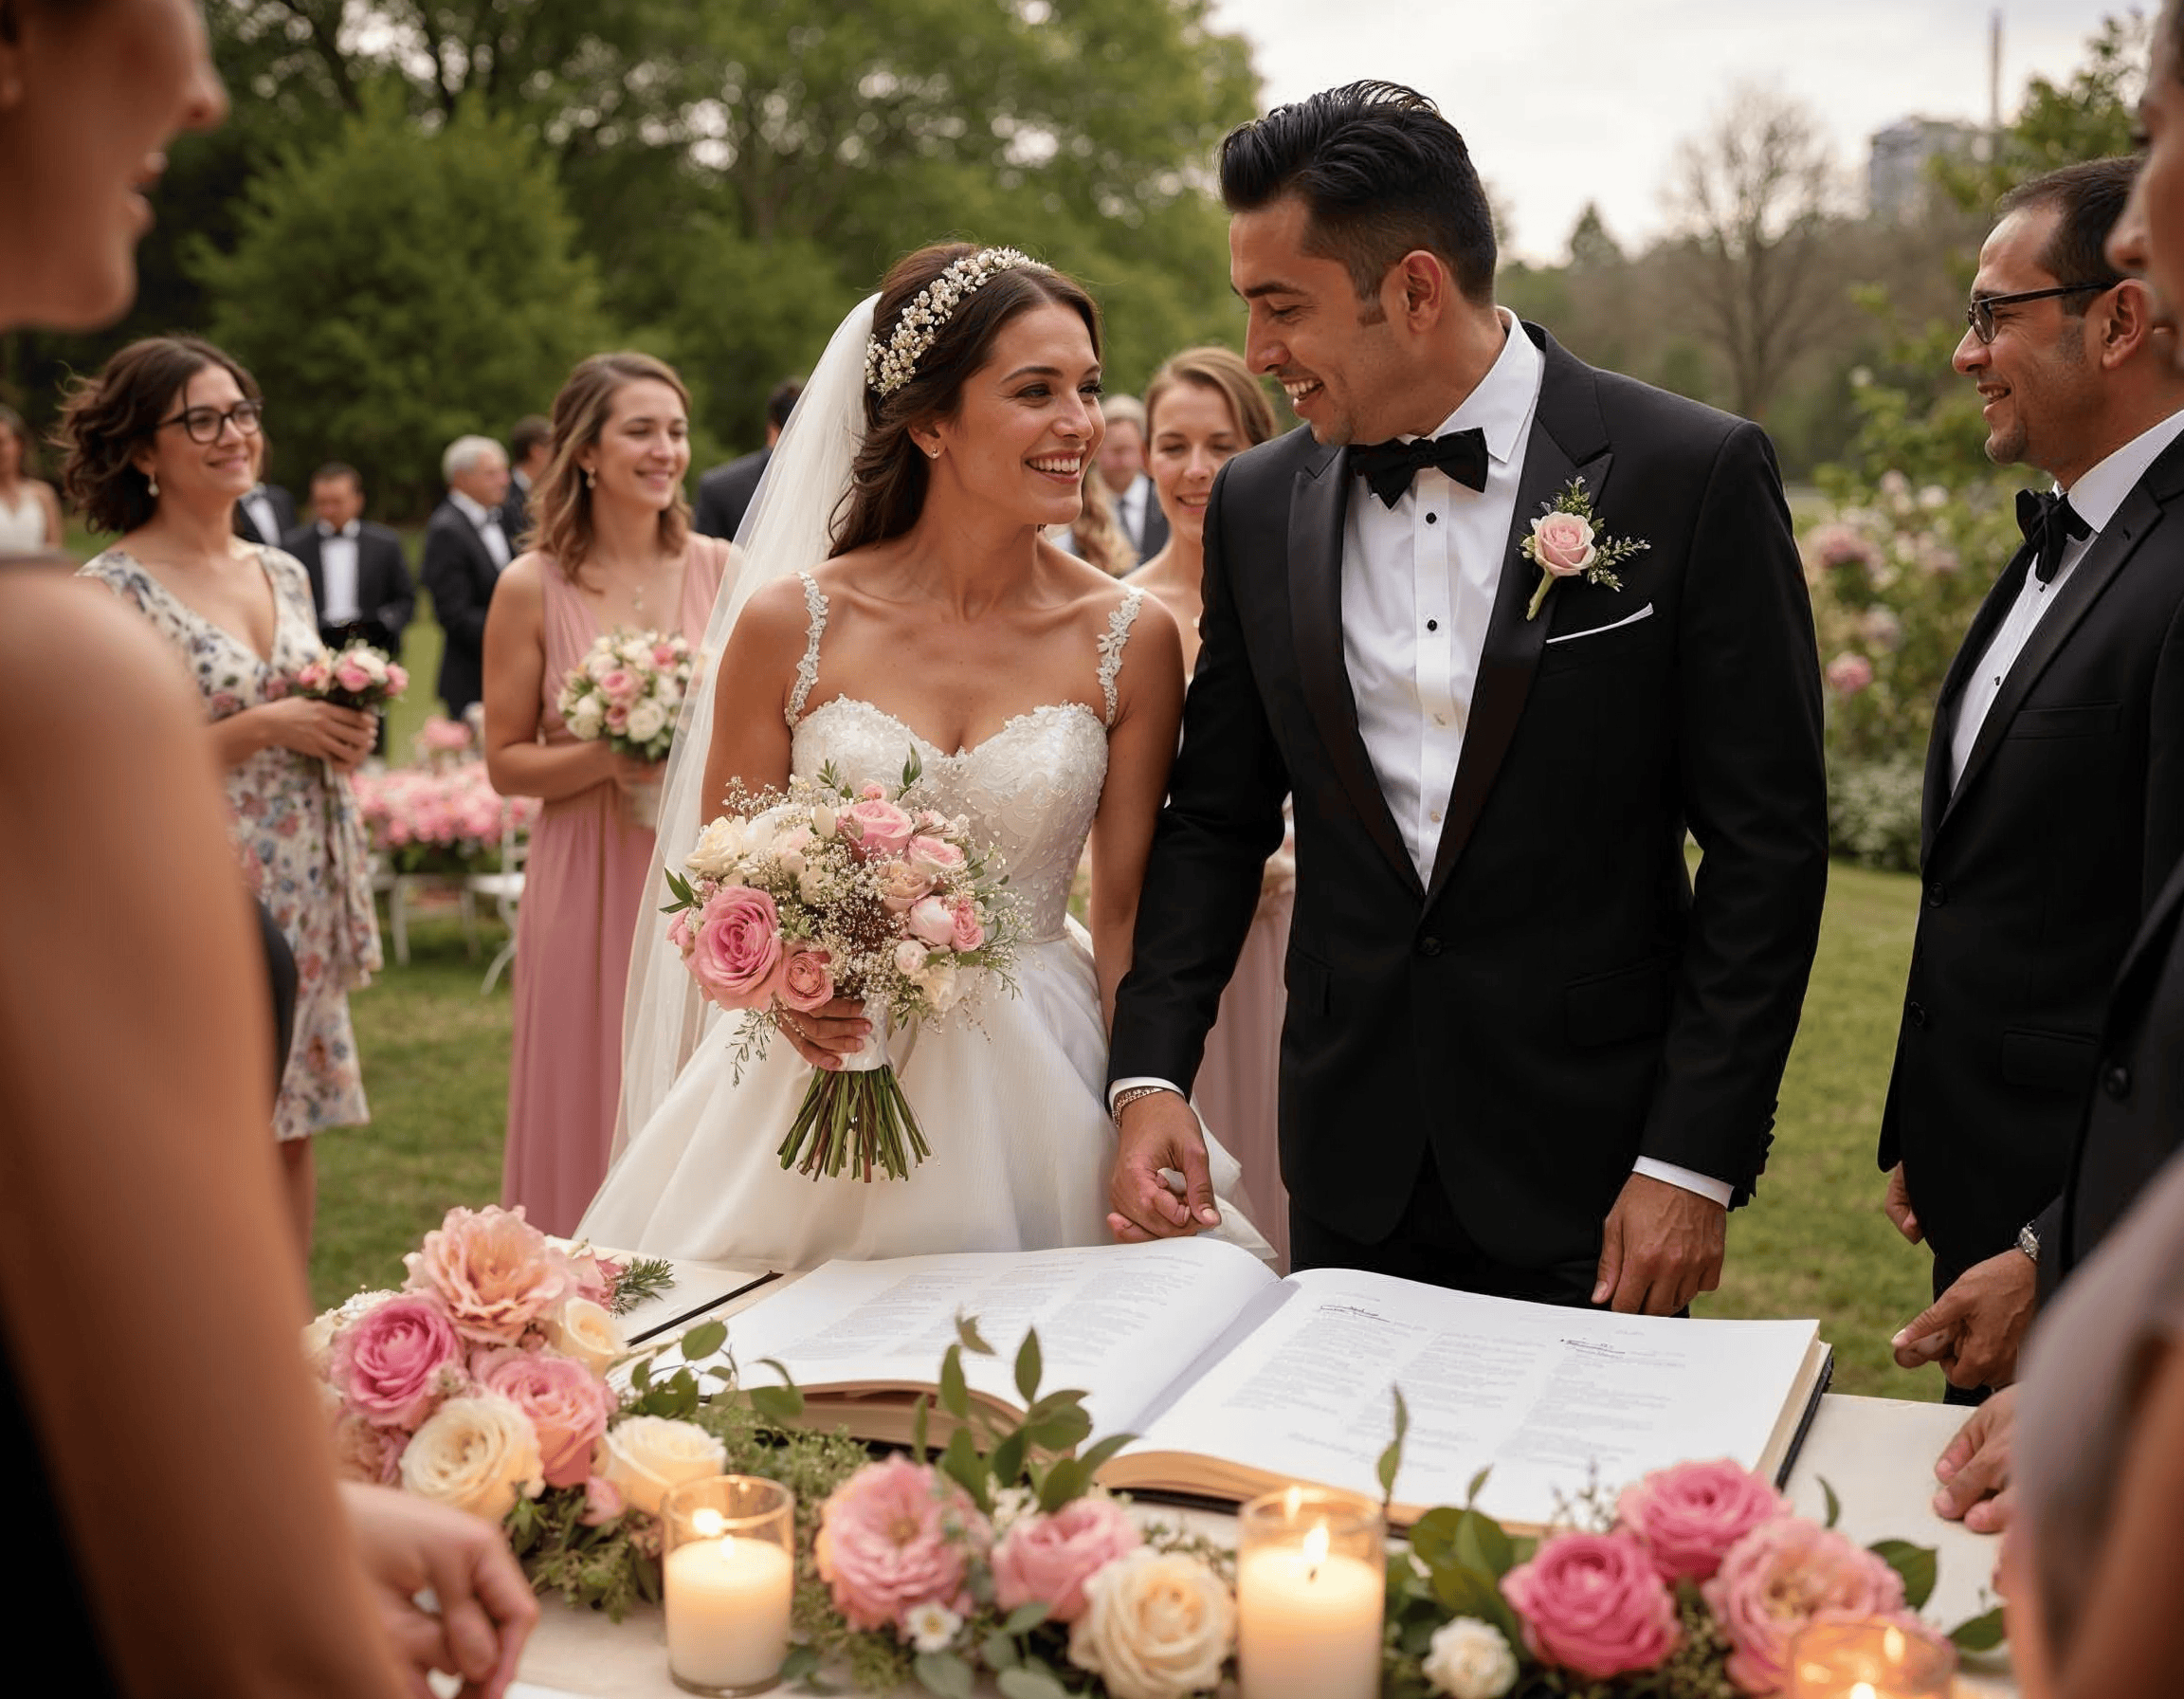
top-left (777, 1065), bottom-right (931, 1181)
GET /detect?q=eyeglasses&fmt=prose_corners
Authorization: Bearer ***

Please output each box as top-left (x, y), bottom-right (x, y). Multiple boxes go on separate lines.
top-left (156, 399), bottom-right (264, 443)
top-left (1964, 283), bottom-right (2114, 344)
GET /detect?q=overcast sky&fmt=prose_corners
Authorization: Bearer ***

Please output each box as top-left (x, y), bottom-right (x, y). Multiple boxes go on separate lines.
top-left (1204, 0), bottom-right (2131, 263)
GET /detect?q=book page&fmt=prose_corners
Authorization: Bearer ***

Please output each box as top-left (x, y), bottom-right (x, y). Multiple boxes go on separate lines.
top-left (1130, 1268), bottom-right (1819, 1525)
top-left (709, 1238), bottom-right (1280, 1435)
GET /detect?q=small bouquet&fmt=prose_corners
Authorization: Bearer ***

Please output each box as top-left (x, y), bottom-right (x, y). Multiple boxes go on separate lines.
top-left (282, 638), bottom-right (408, 711)
top-left (556, 627), bottom-right (694, 763)
top-left (663, 755), bottom-right (1018, 1182)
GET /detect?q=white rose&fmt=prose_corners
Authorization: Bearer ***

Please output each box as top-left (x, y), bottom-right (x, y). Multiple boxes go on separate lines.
top-left (894, 940), bottom-right (929, 977)
top-left (687, 817), bottom-right (745, 879)
top-left (625, 698), bottom-right (668, 745)
top-left (916, 959), bottom-right (961, 1014)
top-left (1422, 1617), bottom-right (1518, 1699)
top-left (1067, 1549), bottom-right (1234, 1699)
top-left (399, 1393), bottom-right (545, 1524)
top-left (543, 1296), bottom-right (625, 1372)
top-left (568, 696), bottom-right (606, 740)
top-left (586, 650), bottom-right (619, 683)
top-left (811, 803), bottom-right (841, 840)
top-left (599, 1416), bottom-right (727, 1516)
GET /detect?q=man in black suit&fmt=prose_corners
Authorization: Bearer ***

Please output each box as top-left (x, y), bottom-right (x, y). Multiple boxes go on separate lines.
top-left (282, 463), bottom-right (414, 656)
top-left (419, 435), bottom-right (513, 718)
top-left (234, 467), bottom-right (296, 548)
top-left (500, 413), bottom-right (551, 543)
top-left (1105, 82), bottom-right (1830, 1312)
top-left (694, 376), bottom-right (801, 540)
top-left (1098, 394), bottom-right (1167, 565)
top-left (1881, 158), bottom-right (2184, 1405)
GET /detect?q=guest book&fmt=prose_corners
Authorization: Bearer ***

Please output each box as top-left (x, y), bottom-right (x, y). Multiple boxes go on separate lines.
top-left (696, 1238), bottom-right (1831, 1533)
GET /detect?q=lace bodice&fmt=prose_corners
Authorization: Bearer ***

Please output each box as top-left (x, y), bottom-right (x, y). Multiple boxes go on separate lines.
top-left (786, 574), bottom-right (1141, 942)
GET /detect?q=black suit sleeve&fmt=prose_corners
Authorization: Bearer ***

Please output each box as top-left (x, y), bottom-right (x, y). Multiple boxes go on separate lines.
top-left (373, 534), bottom-right (417, 642)
top-left (2141, 592), bottom-right (2184, 908)
top-left (420, 518), bottom-right (491, 650)
top-left (1641, 423), bottom-right (1831, 1190)
top-left (1107, 461), bottom-right (1291, 1090)
top-left (693, 474), bottom-right (734, 540)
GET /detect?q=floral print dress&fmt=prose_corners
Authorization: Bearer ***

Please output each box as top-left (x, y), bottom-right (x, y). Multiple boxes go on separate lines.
top-left (81, 545), bottom-right (380, 1138)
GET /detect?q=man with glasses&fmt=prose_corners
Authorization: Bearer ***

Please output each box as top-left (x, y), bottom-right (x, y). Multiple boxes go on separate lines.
top-left (1882, 156), bottom-right (2184, 1422)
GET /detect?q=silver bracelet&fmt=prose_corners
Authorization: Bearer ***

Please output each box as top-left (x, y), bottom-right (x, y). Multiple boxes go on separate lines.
top-left (2016, 1222), bottom-right (2041, 1265)
top-left (1110, 1084), bottom-right (1180, 1125)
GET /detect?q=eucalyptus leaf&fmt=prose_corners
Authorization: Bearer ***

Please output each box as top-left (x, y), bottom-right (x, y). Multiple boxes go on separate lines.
top-left (913, 1651), bottom-right (974, 1699)
top-left (749, 1384), bottom-right (803, 1426)
top-left (940, 1428), bottom-right (992, 1513)
top-left (996, 1670), bottom-right (1068, 1699)
top-left (990, 1430), bottom-right (1028, 1489)
top-left (956, 1312), bottom-right (994, 1356)
top-left (1819, 1475), bottom-right (1842, 1530)
top-left (1002, 1601), bottom-right (1050, 1634)
top-left (1022, 1406), bottom-right (1093, 1454)
top-left (775, 1644), bottom-right (823, 1687)
top-left (680, 1319), bottom-right (728, 1362)
top-left (1949, 1605), bottom-right (2007, 1653)
top-left (1453, 1507), bottom-right (1515, 1580)
top-left (1037, 1457), bottom-right (1088, 1512)
top-left (981, 1633), bottom-right (1020, 1670)
top-left (1407, 1506), bottom-right (1465, 1571)
top-left (1465, 1466), bottom-right (1492, 1507)
top-left (1076, 1432), bottom-right (1136, 1476)
top-left (1868, 1539), bottom-right (1938, 1611)
top-left (755, 1358), bottom-right (806, 1416)
top-left (630, 1356), bottom-right (654, 1391)
top-left (1014, 1330), bottom-right (1044, 1404)
top-left (939, 1344), bottom-right (971, 1421)
top-left (1377, 1383), bottom-right (1410, 1507)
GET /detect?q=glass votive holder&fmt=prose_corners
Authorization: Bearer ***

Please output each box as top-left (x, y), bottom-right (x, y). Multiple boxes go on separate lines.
top-left (661, 1474), bottom-right (796, 1696)
top-left (1235, 1485), bottom-right (1386, 1699)
top-left (1785, 1617), bottom-right (1958, 1697)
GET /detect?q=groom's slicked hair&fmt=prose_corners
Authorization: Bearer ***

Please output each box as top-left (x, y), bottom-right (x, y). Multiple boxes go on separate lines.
top-left (1220, 81), bottom-right (1496, 308)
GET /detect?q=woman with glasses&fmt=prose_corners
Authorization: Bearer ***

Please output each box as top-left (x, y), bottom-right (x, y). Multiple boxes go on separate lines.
top-left (60, 335), bottom-right (382, 1254)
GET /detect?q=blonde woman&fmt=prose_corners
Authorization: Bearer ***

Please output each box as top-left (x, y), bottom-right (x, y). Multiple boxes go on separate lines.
top-left (482, 352), bottom-right (731, 1234)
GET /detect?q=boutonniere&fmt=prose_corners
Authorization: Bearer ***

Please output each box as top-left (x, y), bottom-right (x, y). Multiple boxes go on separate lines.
top-left (1521, 476), bottom-right (1650, 620)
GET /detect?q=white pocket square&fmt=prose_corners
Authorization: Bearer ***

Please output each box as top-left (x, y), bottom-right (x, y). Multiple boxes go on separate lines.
top-left (1544, 601), bottom-right (1654, 646)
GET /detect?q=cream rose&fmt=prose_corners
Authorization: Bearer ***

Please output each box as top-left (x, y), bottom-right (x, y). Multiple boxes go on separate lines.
top-left (687, 817), bottom-right (745, 878)
top-left (543, 1296), bottom-right (626, 1372)
top-left (599, 1416), bottom-right (727, 1516)
top-left (398, 1393), bottom-right (545, 1523)
top-left (916, 959), bottom-right (962, 1014)
top-left (625, 698), bottom-right (668, 745)
top-left (1067, 1548), bottom-right (1234, 1699)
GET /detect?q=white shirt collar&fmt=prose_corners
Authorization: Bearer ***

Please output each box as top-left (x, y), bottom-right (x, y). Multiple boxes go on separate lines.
top-left (2060, 406), bottom-right (2184, 531)
top-left (448, 489), bottom-right (500, 530)
top-left (318, 519), bottom-right (360, 540)
top-left (1389, 307), bottom-right (1542, 468)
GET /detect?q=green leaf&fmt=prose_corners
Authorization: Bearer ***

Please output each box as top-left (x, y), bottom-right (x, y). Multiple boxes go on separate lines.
top-left (990, 1430), bottom-right (1028, 1489)
top-left (1014, 1330), bottom-right (1044, 1404)
top-left (1001, 1601), bottom-right (1051, 1634)
top-left (1819, 1475), bottom-right (1842, 1529)
top-left (1037, 1456), bottom-right (1089, 1512)
top-left (938, 1344), bottom-right (971, 1421)
top-left (1407, 1507), bottom-right (1465, 1573)
top-left (1429, 1561), bottom-right (1522, 1648)
top-left (679, 1320), bottom-right (728, 1362)
top-left (1076, 1431), bottom-right (1136, 1477)
top-left (1949, 1605), bottom-right (2007, 1653)
top-left (748, 1384), bottom-right (803, 1426)
top-left (1465, 1466), bottom-right (1492, 1507)
top-left (630, 1355), bottom-right (654, 1391)
top-left (981, 1632), bottom-right (1020, 1670)
top-left (996, 1670), bottom-right (1068, 1699)
top-left (754, 1359), bottom-right (804, 1416)
top-left (1021, 1405), bottom-right (1093, 1454)
top-left (775, 1644), bottom-right (823, 1687)
top-left (955, 1312), bottom-right (996, 1356)
top-left (913, 1651), bottom-right (974, 1699)
top-left (940, 1427), bottom-right (992, 1513)
top-left (1453, 1507), bottom-right (1516, 1580)
top-left (1868, 1540), bottom-right (1938, 1611)
top-left (1377, 1384), bottom-right (1410, 1508)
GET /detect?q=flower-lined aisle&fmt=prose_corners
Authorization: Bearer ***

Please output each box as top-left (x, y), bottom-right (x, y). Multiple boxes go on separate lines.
top-left (350, 717), bottom-right (540, 876)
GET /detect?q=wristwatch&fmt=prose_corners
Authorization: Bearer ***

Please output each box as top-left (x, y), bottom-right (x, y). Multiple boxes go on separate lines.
top-left (2016, 1221), bottom-right (2041, 1265)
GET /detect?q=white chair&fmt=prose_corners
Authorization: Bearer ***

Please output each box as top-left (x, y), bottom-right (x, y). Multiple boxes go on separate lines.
top-left (467, 815), bottom-right (527, 994)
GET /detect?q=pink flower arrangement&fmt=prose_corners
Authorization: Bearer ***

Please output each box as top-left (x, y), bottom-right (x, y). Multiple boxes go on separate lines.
top-left (404, 1204), bottom-right (569, 1344)
top-left (1804, 521), bottom-right (1881, 574)
top-left (478, 1348), bottom-right (619, 1489)
top-left (1617, 1457), bottom-right (1789, 1582)
top-left (333, 1293), bottom-right (466, 1429)
top-left (1501, 1529), bottom-right (1681, 1679)
top-left (556, 627), bottom-right (692, 760)
top-left (815, 1457), bottom-right (991, 1632)
top-left (689, 886), bottom-right (785, 1009)
top-left (1825, 652), bottom-right (1875, 697)
top-left (992, 1497), bottom-right (1141, 1624)
top-left (351, 760), bottom-right (537, 875)
top-left (288, 638), bottom-right (406, 710)
top-left (1702, 1518), bottom-right (1907, 1695)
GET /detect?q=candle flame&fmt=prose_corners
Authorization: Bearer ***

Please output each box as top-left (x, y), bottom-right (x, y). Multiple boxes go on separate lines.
top-left (1302, 1522), bottom-right (1330, 1577)
top-left (1883, 1625), bottom-right (1905, 1661)
top-left (1851, 1684), bottom-right (1878, 1699)
top-left (1283, 1486), bottom-right (1302, 1519)
top-left (691, 1507), bottom-right (726, 1539)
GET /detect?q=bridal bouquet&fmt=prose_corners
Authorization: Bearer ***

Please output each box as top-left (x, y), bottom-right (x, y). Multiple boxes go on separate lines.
top-left (662, 755), bottom-right (1019, 1182)
top-left (556, 627), bottom-right (694, 763)
top-left (277, 637), bottom-right (408, 711)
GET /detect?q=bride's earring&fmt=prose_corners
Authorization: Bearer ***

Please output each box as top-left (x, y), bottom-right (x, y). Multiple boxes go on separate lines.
top-left (147, 472), bottom-right (159, 498)
top-left (584, 466), bottom-right (596, 489)
top-left (924, 444), bottom-right (940, 460)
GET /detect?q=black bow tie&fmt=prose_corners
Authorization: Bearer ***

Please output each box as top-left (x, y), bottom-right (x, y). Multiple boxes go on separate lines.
top-left (1350, 428), bottom-right (1489, 508)
top-left (2016, 487), bottom-right (2091, 583)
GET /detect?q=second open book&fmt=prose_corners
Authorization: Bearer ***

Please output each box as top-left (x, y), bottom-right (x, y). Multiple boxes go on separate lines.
top-left (695, 1237), bottom-right (1830, 1533)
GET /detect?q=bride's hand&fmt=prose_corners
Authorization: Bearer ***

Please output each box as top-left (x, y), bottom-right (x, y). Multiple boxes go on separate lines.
top-left (778, 996), bottom-right (872, 1071)
top-left (1108, 1090), bottom-right (1222, 1241)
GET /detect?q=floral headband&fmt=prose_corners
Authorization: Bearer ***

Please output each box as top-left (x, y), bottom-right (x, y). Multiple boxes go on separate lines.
top-left (864, 247), bottom-right (1045, 397)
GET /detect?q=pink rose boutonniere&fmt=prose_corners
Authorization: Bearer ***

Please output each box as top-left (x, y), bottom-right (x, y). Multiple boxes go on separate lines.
top-left (1522, 475), bottom-right (1649, 621)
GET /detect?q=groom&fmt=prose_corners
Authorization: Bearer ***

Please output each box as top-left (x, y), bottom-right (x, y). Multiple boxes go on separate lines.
top-left (1107, 82), bottom-right (1830, 1313)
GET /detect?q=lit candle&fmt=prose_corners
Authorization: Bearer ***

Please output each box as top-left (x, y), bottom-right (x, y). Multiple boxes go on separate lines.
top-left (1237, 1505), bottom-right (1384, 1699)
top-left (1785, 1619), bottom-right (1956, 1697)
top-left (664, 1506), bottom-right (795, 1693)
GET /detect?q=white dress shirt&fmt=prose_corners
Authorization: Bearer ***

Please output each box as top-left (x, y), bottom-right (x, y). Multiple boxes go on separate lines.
top-left (1116, 311), bottom-right (1732, 1208)
top-left (317, 520), bottom-right (362, 624)
top-left (449, 487), bottom-right (512, 570)
top-left (1119, 473), bottom-right (1154, 556)
top-left (242, 484), bottom-right (282, 547)
top-left (1950, 408), bottom-right (2184, 791)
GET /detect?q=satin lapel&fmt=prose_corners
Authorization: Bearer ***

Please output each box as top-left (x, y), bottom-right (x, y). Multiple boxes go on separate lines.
top-left (1921, 539), bottom-right (2035, 866)
top-left (1288, 443), bottom-right (1422, 897)
top-left (1938, 483), bottom-right (2163, 841)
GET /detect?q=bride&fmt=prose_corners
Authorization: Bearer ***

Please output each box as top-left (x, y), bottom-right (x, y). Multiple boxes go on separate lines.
top-left (581, 243), bottom-right (1268, 1266)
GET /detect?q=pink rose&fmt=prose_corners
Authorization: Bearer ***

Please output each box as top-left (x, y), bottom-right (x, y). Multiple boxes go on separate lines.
top-left (666, 910), bottom-right (695, 957)
top-left (860, 782), bottom-right (886, 801)
top-left (579, 1474), bottom-right (625, 1526)
top-left (652, 641), bottom-right (679, 667)
top-left (815, 1457), bottom-right (991, 1633)
top-left (779, 947), bottom-right (836, 1014)
top-left (335, 659), bottom-right (372, 693)
top-left (992, 1497), bottom-right (1140, 1624)
top-left (906, 835), bottom-right (966, 881)
top-left (906, 895), bottom-right (956, 948)
top-left (1804, 521), bottom-right (1877, 573)
top-left (1502, 1529), bottom-right (1681, 1680)
top-left (689, 885), bottom-right (783, 1009)
top-left (846, 797), bottom-right (916, 860)
top-left (598, 667), bottom-right (637, 703)
top-left (1825, 652), bottom-right (1874, 696)
top-left (334, 1293), bottom-right (466, 1428)
top-left (1618, 1460), bottom-right (1789, 1582)
top-left (386, 663), bottom-right (409, 693)
top-left (330, 1411), bottom-right (404, 1484)
top-left (1531, 511), bottom-right (1597, 576)
top-left (403, 1204), bottom-right (568, 1345)
top-left (297, 660), bottom-right (330, 690)
top-left (879, 861), bottom-right (934, 913)
top-left (479, 1350), bottom-right (617, 1489)
top-left (1702, 1519), bottom-right (1905, 1695)
top-left (605, 703), bottom-right (629, 732)
top-left (948, 899), bottom-right (984, 953)
top-left (917, 809), bottom-right (953, 836)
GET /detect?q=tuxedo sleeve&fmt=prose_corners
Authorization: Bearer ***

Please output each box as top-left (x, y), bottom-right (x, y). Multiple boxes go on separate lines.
top-left (1643, 423), bottom-right (1829, 1193)
top-left (1106, 461), bottom-right (1290, 1090)
top-left (2140, 590), bottom-right (2184, 908)
top-left (420, 522), bottom-right (489, 649)
top-left (693, 477), bottom-right (734, 540)
top-left (376, 538), bottom-right (417, 642)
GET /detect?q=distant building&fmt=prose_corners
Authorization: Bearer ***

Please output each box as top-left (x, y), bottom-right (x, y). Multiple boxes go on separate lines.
top-left (1868, 118), bottom-right (1983, 221)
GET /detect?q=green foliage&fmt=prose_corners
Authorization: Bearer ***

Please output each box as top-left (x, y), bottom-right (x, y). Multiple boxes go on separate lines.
top-left (507, 1486), bottom-right (663, 1620)
top-left (610, 1256), bottom-right (678, 1316)
top-left (191, 93), bottom-right (609, 512)
top-left (1867, 1538), bottom-right (1939, 1611)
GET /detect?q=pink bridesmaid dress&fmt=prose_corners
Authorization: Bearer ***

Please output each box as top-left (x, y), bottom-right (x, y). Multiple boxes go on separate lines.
top-left (502, 537), bottom-right (729, 1235)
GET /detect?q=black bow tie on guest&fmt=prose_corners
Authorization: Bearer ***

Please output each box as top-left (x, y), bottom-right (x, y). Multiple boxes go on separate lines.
top-left (1350, 428), bottom-right (1490, 509)
top-left (2016, 487), bottom-right (2091, 583)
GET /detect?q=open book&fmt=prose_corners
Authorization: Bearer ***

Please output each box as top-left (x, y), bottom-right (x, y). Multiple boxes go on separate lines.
top-left (703, 1238), bottom-right (1831, 1532)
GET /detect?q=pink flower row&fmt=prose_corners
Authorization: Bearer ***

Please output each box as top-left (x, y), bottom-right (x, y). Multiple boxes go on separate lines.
top-left (350, 760), bottom-right (540, 853)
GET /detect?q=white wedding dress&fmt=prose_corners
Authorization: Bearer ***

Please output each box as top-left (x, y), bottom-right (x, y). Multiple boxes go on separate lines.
top-left (580, 573), bottom-right (1270, 1267)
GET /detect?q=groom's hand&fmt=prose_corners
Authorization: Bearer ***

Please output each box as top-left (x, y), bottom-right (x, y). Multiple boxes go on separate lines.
top-left (777, 997), bottom-right (871, 1071)
top-left (1108, 1090), bottom-right (1222, 1241)
top-left (1592, 1173), bottom-right (1726, 1314)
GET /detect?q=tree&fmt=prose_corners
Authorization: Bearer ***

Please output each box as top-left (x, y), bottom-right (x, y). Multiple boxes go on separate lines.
top-left (1662, 83), bottom-right (1846, 422)
top-left (191, 94), bottom-right (610, 512)
top-left (1566, 202), bottom-right (1623, 271)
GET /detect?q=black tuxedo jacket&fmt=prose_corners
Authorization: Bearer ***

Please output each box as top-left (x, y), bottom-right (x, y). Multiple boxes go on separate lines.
top-left (1131, 479), bottom-right (1169, 562)
top-left (233, 484), bottom-right (297, 547)
top-left (1109, 326), bottom-right (1829, 1268)
top-left (1880, 431), bottom-right (2184, 1279)
top-left (282, 521), bottom-right (415, 654)
top-left (500, 479), bottom-right (532, 548)
top-left (695, 449), bottom-right (770, 541)
top-left (420, 500), bottom-right (503, 714)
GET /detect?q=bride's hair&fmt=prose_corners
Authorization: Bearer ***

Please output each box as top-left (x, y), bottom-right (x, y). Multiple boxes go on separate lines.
top-left (830, 243), bottom-right (1101, 557)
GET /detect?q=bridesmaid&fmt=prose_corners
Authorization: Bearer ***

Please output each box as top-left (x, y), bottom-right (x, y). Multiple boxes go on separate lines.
top-left (484, 352), bottom-right (730, 1236)
top-left (62, 336), bottom-right (381, 1256)
top-left (1124, 347), bottom-right (1289, 1264)
top-left (0, 406), bottom-right (63, 553)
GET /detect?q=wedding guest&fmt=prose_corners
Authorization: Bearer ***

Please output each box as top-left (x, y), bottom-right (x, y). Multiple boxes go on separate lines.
top-left (694, 375), bottom-right (802, 540)
top-left (61, 335), bottom-right (383, 1255)
top-left (284, 462), bottom-right (414, 656)
top-left (483, 352), bottom-right (729, 1236)
top-left (1882, 157), bottom-right (2184, 1406)
top-left (1, 1), bottom-right (530, 1692)
top-left (1099, 393), bottom-right (1165, 565)
top-left (0, 403), bottom-right (62, 552)
top-left (502, 411), bottom-right (551, 540)
top-left (1054, 462), bottom-right (1134, 575)
top-left (234, 466), bottom-right (296, 548)
top-left (422, 433), bottom-right (513, 717)
top-left (1125, 347), bottom-right (1289, 1261)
